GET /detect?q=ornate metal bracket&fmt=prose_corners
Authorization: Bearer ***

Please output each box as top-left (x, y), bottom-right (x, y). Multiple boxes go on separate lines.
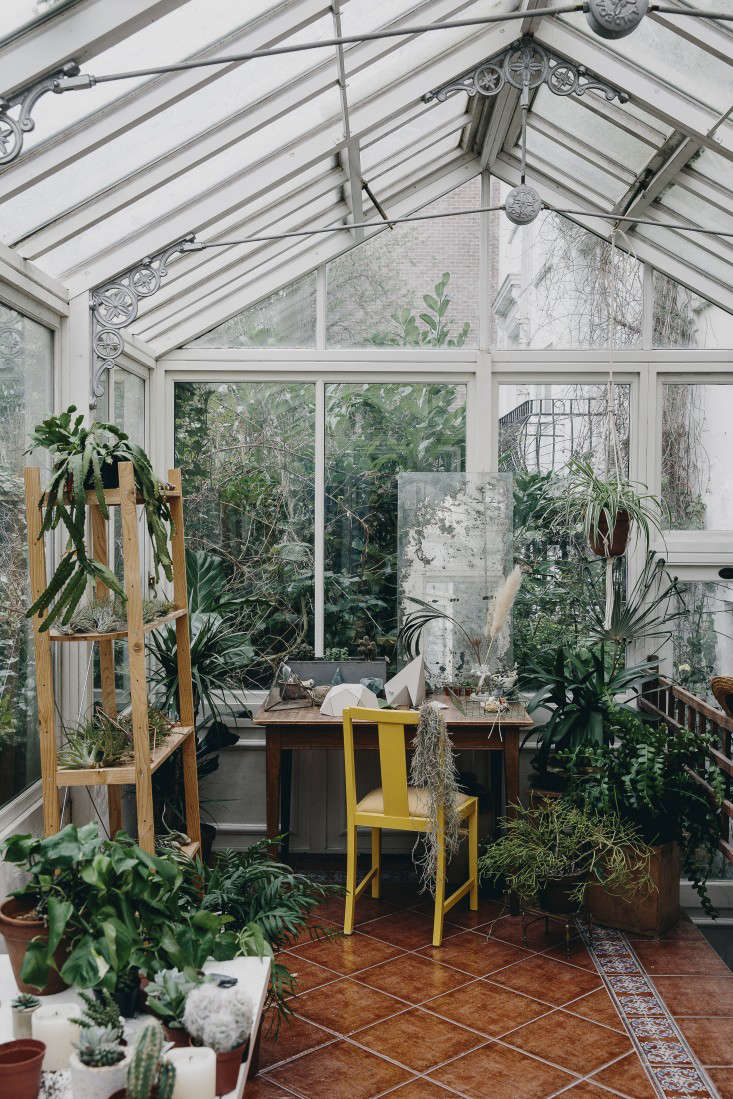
top-left (423, 36), bottom-right (629, 106)
top-left (89, 235), bottom-right (196, 409)
top-left (0, 63), bottom-right (96, 166)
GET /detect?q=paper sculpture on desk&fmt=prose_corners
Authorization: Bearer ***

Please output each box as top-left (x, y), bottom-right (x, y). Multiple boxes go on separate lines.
top-left (385, 655), bottom-right (426, 708)
top-left (319, 683), bottom-right (380, 717)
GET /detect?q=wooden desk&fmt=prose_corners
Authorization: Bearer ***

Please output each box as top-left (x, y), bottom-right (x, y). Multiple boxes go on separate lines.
top-left (254, 695), bottom-right (533, 843)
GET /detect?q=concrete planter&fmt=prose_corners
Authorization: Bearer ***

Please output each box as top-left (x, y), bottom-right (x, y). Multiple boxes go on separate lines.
top-left (69, 1050), bottom-right (130, 1099)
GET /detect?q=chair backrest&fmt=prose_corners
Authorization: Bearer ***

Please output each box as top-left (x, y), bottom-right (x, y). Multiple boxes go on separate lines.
top-left (342, 707), bottom-right (420, 819)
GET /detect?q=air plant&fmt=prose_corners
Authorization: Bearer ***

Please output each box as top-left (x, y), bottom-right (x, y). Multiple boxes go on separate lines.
top-left (57, 598), bottom-right (124, 635)
top-left (58, 715), bottom-right (131, 770)
top-left (409, 702), bottom-right (463, 895)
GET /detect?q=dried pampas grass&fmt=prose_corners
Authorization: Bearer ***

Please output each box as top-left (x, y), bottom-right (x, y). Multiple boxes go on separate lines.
top-left (486, 565), bottom-right (523, 643)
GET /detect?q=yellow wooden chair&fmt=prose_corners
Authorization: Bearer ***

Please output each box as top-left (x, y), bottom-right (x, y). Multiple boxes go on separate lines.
top-left (342, 706), bottom-right (479, 947)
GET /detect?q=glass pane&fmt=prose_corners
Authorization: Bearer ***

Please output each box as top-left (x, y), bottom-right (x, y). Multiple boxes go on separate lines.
top-left (174, 381), bottom-right (315, 689)
top-left (0, 302), bottom-right (53, 808)
top-left (0, 0), bottom-right (73, 41)
top-left (326, 177), bottom-right (480, 348)
top-left (662, 384), bottom-right (733, 530)
top-left (491, 188), bottom-right (642, 349)
top-left (670, 580), bottom-right (733, 705)
top-left (188, 272), bottom-right (317, 348)
top-left (498, 382), bottom-right (631, 671)
top-left (325, 383), bottom-right (466, 663)
top-left (653, 270), bottom-right (733, 349)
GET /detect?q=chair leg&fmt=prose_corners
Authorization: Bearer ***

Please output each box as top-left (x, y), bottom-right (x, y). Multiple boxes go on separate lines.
top-left (344, 823), bottom-right (358, 935)
top-left (432, 820), bottom-right (447, 948)
top-left (468, 803), bottom-right (478, 912)
top-left (371, 827), bottom-right (381, 899)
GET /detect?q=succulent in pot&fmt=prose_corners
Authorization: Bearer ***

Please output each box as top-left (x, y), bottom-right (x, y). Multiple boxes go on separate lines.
top-left (10, 994), bottom-right (40, 1040)
top-left (183, 981), bottom-right (255, 1094)
top-left (70, 1025), bottom-right (129, 1099)
top-left (145, 968), bottom-right (202, 1047)
top-left (110, 1022), bottom-right (176, 1099)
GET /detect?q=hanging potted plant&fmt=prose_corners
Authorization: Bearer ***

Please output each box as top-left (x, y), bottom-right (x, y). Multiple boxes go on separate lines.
top-left (183, 981), bottom-right (255, 1095)
top-left (25, 405), bottom-right (174, 632)
top-left (547, 456), bottom-right (665, 558)
top-left (479, 800), bottom-right (651, 915)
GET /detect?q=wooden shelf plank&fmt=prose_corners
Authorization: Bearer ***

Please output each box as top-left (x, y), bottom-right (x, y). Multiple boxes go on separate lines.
top-left (48, 607), bottom-right (187, 643)
top-left (56, 724), bottom-right (194, 787)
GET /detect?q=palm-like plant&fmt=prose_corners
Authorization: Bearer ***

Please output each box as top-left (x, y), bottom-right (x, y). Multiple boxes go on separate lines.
top-left (26, 406), bottom-right (173, 630)
top-left (578, 552), bottom-right (688, 648)
top-left (523, 643), bottom-right (655, 775)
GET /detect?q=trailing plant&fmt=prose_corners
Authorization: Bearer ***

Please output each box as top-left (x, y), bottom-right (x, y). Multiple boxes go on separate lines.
top-left (145, 968), bottom-right (201, 1029)
top-left (522, 643), bottom-right (655, 780)
top-left (25, 406), bottom-right (173, 631)
top-left (542, 455), bottom-right (666, 555)
top-left (126, 1023), bottom-right (175, 1099)
top-left (72, 988), bottom-right (124, 1042)
top-left (564, 709), bottom-right (724, 915)
top-left (75, 1025), bottom-right (126, 1068)
top-left (410, 703), bottom-right (463, 895)
top-left (184, 981), bottom-right (255, 1052)
top-left (479, 800), bottom-right (652, 908)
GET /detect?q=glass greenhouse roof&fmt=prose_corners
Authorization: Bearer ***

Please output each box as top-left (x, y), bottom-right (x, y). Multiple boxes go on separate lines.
top-left (0, 0), bottom-right (731, 350)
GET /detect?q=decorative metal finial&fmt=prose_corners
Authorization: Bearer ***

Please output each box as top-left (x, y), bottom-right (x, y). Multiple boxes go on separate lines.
top-left (89, 236), bottom-right (195, 408)
top-left (505, 185), bottom-right (542, 225)
top-left (585, 0), bottom-right (649, 40)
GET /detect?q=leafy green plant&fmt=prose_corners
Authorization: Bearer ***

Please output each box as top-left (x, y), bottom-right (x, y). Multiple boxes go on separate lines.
top-left (369, 273), bottom-right (471, 348)
top-left (564, 709), bottom-right (724, 914)
top-left (25, 406), bottom-right (173, 631)
top-left (144, 968), bottom-right (201, 1028)
top-left (543, 455), bottom-right (666, 555)
top-left (479, 800), bottom-right (651, 908)
top-left (0, 823), bottom-right (224, 995)
top-left (523, 643), bottom-right (655, 779)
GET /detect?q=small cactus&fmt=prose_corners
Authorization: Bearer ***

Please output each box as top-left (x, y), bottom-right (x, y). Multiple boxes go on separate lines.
top-left (183, 981), bottom-right (255, 1053)
top-left (127, 1022), bottom-right (175, 1099)
top-left (75, 1025), bottom-right (126, 1068)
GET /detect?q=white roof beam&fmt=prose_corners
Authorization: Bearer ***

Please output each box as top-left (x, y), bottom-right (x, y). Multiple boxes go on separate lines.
top-left (0, 0), bottom-right (330, 205)
top-left (0, 0), bottom-right (191, 97)
top-left (612, 132), bottom-right (702, 220)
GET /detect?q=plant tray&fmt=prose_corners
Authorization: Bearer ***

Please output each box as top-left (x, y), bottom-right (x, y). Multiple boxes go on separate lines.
top-left (55, 725), bottom-right (194, 786)
top-left (48, 608), bottom-right (187, 643)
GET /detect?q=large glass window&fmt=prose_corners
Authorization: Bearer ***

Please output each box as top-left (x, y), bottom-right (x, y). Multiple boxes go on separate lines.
top-left (0, 302), bottom-right (53, 809)
top-left (498, 381), bottom-right (630, 670)
top-left (669, 580), bottom-right (733, 705)
top-left (661, 383), bottom-right (733, 531)
top-left (653, 271), bottom-right (733, 349)
top-left (324, 383), bottom-right (466, 658)
top-left (188, 273), bottom-right (317, 349)
top-left (326, 178), bottom-right (480, 349)
top-left (174, 381), bottom-right (316, 689)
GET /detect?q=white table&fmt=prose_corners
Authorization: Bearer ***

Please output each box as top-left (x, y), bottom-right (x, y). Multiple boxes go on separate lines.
top-left (0, 954), bottom-right (271, 1099)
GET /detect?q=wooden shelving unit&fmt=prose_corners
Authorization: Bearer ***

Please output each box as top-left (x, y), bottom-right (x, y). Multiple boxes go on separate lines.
top-left (24, 461), bottom-right (201, 857)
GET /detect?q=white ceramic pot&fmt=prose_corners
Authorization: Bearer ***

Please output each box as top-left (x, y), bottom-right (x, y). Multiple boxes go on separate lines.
top-left (69, 1050), bottom-right (130, 1099)
top-left (11, 1004), bottom-right (39, 1040)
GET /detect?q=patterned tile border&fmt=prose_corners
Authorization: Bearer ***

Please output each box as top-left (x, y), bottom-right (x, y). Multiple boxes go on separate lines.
top-left (580, 923), bottom-right (720, 1099)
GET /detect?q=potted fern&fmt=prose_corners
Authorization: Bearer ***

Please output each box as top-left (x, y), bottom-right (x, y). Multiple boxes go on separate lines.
top-left (25, 406), bottom-right (174, 632)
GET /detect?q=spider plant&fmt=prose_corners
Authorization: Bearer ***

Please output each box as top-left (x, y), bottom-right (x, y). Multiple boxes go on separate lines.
top-left (25, 406), bottom-right (173, 631)
top-left (545, 455), bottom-right (666, 557)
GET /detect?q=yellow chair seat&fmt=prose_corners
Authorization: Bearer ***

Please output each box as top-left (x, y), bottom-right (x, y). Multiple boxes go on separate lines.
top-left (357, 786), bottom-right (473, 817)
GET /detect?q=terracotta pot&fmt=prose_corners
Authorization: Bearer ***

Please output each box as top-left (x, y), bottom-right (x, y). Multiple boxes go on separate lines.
top-left (214, 1040), bottom-right (248, 1095)
top-left (589, 509), bottom-right (630, 557)
top-left (0, 898), bottom-right (68, 995)
top-left (163, 1024), bottom-right (189, 1048)
top-left (587, 841), bottom-right (680, 937)
top-left (538, 872), bottom-right (587, 915)
top-left (0, 1039), bottom-right (45, 1099)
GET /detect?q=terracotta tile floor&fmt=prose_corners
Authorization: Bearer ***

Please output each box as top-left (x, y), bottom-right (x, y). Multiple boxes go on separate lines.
top-left (251, 887), bottom-right (733, 1098)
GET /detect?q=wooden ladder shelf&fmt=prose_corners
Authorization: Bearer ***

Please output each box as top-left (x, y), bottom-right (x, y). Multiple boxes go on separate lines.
top-left (23, 461), bottom-right (202, 858)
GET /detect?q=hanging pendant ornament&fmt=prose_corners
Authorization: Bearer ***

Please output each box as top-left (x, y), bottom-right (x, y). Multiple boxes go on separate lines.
top-left (586, 0), bottom-right (649, 40)
top-left (505, 184), bottom-right (542, 225)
